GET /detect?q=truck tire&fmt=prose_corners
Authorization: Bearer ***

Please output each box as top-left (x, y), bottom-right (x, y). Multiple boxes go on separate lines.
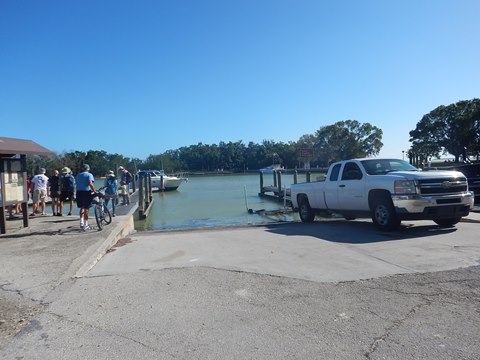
top-left (371, 197), bottom-right (400, 231)
top-left (434, 218), bottom-right (461, 227)
top-left (298, 196), bottom-right (315, 223)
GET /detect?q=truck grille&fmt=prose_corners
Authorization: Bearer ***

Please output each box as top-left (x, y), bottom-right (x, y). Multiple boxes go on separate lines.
top-left (417, 177), bottom-right (468, 195)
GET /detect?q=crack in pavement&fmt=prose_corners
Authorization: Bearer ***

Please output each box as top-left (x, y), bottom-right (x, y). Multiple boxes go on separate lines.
top-left (364, 298), bottom-right (431, 359)
top-left (32, 311), bottom-right (179, 358)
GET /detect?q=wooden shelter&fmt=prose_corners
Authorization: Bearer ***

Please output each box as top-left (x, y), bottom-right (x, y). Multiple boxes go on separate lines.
top-left (0, 137), bottom-right (54, 234)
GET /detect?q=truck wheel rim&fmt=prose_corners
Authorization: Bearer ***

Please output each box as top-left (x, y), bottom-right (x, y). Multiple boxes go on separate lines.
top-left (375, 205), bottom-right (389, 225)
top-left (300, 205), bottom-right (308, 218)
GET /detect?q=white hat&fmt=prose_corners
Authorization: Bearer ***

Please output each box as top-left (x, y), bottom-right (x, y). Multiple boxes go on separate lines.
top-left (118, 166), bottom-right (124, 171)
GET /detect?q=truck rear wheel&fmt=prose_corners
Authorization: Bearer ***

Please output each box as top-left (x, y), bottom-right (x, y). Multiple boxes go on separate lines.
top-left (371, 197), bottom-right (400, 231)
top-left (298, 196), bottom-right (315, 223)
top-left (434, 218), bottom-right (461, 227)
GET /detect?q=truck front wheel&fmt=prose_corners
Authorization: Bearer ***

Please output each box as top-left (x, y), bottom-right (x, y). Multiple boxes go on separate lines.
top-left (298, 196), bottom-right (315, 223)
top-left (371, 197), bottom-right (400, 231)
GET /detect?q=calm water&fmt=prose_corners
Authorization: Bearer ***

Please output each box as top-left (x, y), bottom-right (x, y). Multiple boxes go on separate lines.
top-left (134, 173), bottom-right (304, 231)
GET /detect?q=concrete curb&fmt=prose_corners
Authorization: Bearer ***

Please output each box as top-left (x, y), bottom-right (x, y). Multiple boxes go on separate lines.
top-left (72, 204), bottom-right (138, 279)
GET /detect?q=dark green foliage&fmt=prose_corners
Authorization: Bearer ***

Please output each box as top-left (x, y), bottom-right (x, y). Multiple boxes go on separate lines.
top-left (314, 120), bottom-right (383, 165)
top-left (409, 98), bottom-right (480, 162)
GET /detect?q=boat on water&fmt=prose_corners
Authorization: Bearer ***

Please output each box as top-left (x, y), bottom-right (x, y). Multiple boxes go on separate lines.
top-left (259, 164), bottom-right (285, 173)
top-left (137, 170), bottom-right (188, 191)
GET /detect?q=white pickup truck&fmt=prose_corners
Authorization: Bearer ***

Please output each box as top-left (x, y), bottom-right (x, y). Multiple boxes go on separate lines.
top-left (290, 158), bottom-right (474, 230)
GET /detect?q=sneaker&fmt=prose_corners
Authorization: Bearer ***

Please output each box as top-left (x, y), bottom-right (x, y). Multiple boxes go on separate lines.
top-left (56, 213), bottom-right (62, 217)
top-left (52, 212), bottom-right (56, 216)
top-left (30, 213), bottom-right (35, 216)
top-left (82, 225), bottom-right (91, 231)
top-left (67, 212), bottom-right (72, 216)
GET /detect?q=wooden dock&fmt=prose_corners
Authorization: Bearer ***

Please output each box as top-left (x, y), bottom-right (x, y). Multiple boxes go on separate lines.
top-left (258, 169), bottom-right (326, 204)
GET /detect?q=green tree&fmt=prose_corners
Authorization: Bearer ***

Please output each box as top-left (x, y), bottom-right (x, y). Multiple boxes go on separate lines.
top-left (314, 120), bottom-right (383, 164)
top-left (409, 99), bottom-right (480, 162)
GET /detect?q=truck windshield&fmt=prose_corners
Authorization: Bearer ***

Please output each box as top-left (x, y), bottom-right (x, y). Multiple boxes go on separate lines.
top-left (361, 159), bottom-right (419, 175)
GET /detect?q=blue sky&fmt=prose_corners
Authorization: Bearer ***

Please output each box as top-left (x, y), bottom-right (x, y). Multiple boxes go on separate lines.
top-left (1, 0), bottom-right (479, 160)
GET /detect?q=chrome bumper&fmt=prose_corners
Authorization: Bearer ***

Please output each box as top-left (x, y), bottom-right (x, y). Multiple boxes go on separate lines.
top-left (391, 191), bottom-right (474, 216)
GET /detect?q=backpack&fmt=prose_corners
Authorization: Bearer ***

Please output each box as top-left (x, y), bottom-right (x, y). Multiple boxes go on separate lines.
top-left (61, 174), bottom-right (75, 192)
top-left (105, 177), bottom-right (117, 195)
top-left (125, 171), bottom-right (133, 184)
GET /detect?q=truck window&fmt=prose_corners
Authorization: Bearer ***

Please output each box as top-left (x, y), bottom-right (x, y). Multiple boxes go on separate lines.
top-left (329, 164), bottom-right (341, 181)
top-left (361, 159), bottom-right (418, 175)
top-left (341, 162), bottom-right (363, 180)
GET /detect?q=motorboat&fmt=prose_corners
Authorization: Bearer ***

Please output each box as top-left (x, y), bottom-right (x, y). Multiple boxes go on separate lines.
top-left (259, 164), bottom-right (285, 173)
top-left (137, 170), bottom-right (188, 191)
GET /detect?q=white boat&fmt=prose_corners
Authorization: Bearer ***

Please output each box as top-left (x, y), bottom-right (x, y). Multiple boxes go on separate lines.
top-left (137, 170), bottom-right (188, 191)
top-left (260, 164), bottom-right (285, 173)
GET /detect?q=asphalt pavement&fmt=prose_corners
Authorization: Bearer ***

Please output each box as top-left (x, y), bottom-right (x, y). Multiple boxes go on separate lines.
top-left (1, 204), bottom-right (480, 359)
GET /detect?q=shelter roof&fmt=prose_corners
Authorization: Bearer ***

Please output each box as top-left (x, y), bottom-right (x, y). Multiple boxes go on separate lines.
top-left (0, 137), bottom-right (54, 156)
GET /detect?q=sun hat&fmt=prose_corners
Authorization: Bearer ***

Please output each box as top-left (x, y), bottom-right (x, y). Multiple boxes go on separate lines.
top-left (61, 167), bottom-right (71, 174)
top-left (107, 170), bottom-right (114, 176)
top-left (118, 166), bottom-right (124, 171)
top-left (39, 168), bottom-right (46, 174)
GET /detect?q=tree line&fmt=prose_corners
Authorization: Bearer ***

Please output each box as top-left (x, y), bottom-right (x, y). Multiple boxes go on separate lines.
top-left (25, 98), bottom-right (479, 177)
top-left (26, 120), bottom-right (383, 177)
top-left (409, 98), bottom-right (480, 164)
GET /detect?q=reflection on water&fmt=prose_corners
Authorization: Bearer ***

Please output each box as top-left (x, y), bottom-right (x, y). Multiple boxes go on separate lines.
top-left (134, 173), bottom-right (300, 231)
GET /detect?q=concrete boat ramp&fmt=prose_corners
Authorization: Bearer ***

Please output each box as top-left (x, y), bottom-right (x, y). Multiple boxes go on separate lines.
top-left (90, 217), bottom-right (480, 283)
top-left (1, 209), bottom-right (480, 359)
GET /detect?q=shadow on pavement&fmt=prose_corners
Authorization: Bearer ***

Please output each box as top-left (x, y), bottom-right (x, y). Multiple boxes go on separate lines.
top-left (264, 219), bottom-right (457, 244)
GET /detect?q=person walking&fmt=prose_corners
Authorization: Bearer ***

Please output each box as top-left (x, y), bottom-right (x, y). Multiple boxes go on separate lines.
top-left (48, 170), bottom-right (61, 216)
top-left (76, 164), bottom-right (95, 230)
top-left (104, 170), bottom-right (118, 217)
top-left (58, 167), bottom-right (75, 216)
top-left (30, 168), bottom-right (49, 216)
top-left (118, 166), bottom-right (132, 205)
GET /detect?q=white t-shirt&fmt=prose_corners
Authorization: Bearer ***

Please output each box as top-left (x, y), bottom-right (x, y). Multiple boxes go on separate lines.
top-left (32, 174), bottom-right (49, 191)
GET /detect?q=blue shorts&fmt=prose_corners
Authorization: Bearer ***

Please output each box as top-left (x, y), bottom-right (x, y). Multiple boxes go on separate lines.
top-left (76, 191), bottom-right (93, 209)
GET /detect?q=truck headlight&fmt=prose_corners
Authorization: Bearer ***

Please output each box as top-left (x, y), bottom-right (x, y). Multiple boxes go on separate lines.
top-left (394, 180), bottom-right (417, 194)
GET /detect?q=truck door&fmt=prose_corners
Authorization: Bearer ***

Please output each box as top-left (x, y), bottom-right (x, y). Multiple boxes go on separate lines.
top-left (324, 163), bottom-right (341, 209)
top-left (337, 162), bottom-right (366, 211)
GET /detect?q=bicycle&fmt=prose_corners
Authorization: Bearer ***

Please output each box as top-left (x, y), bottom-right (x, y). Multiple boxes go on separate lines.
top-left (92, 186), bottom-right (112, 230)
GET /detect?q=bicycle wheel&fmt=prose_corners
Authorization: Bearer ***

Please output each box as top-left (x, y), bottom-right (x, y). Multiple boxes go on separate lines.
top-left (102, 206), bottom-right (112, 225)
top-left (94, 205), bottom-right (104, 230)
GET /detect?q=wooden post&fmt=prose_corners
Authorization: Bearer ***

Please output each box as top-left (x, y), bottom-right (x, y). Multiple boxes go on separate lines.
top-left (259, 171), bottom-right (264, 195)
top-left (160, 175), bottom-right (164, 191)
top-left (21, 202), bottom-right (28, 228)
top-left (144, 176), bottom-right (149, 207)
top-left (306, 171), bottom-right (311, 183)
top-left (148, 175), bottom-right (153, 202)
top-left (277, 171), bottom-right (282, 196)
top-left (294, 170), bottom-right (298, 184)
top-left (20, 155), bottom-right (28, 228)
top-left (149, 175), bottom-right (152, 201)
top-left (0, 208), bottom-right (5, 234)
top-left (138, 175), bottom-right (145, 218)
top-left (131, 173), bottom-right (136, 192)
top-left (273, 171), bottom-right (277, 187)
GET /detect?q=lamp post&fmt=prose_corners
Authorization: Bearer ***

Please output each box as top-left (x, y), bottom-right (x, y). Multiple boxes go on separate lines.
top-left (402, 150), bottom-right (405, 160)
